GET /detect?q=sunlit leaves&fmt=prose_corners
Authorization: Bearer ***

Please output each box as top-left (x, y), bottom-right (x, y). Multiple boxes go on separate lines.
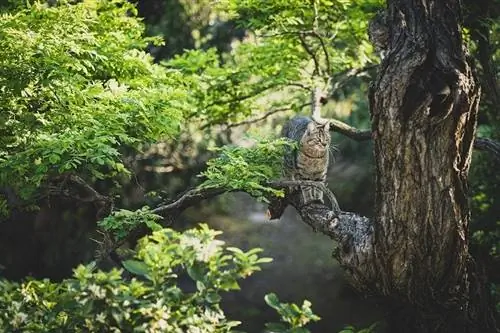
top-left (222, 0), bottom-right (383, 73)
top-left (164, 40), bottom-right (305, 127)
top-left (0, 224), bottom-right (274, 331)
top-left (264, 292), bottom-right (321, 332)
top-left (199, 137), bottom-right (295, 201)
top-left (0, 0), bottom-right (186, 201)
top-left (98, 207), bottom-right (162, 241)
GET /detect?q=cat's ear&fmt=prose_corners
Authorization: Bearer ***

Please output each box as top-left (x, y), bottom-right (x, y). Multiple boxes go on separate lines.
top-left (307, 121), bottom-right (316, 132)
top-left (323, 121), bottom-right (330, 131)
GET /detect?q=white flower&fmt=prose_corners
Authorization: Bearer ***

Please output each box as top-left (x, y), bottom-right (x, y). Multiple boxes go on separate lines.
top-left (196, 240), bottom-right (224, 262)
top-left (10, 312), bottom-right (27, 327)
top-left (96, 312), bottom-right (106, 323)
top-left (88, 284), bottom-right (106, 299)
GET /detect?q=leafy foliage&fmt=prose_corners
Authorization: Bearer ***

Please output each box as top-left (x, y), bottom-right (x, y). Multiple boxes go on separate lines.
top-left (199, 137), bottom-right (295, 201)
top-left (0, 224), bottom-right (272, 332)
top-left (98, 207), bottom-right (163, 241)
top-left (0, 0), bottom-right (382, 204)
top-left (264, 293), bottom-right (320, 333)
top-left (0, 0), bottom-right (186, 201)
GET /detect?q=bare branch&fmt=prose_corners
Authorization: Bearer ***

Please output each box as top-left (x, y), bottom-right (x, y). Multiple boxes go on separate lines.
top-left (225, 103), bottom-right (310, 129)
top-left (152, 187), bottom-right (229, 215)
top-left (330, 65), bottom-right (378, 95)
top-left (327, 118), bottom-right (500, 161)
top-left (95, 179), bottom-right (368, 267)
top-left (43, 174), bottom-right (113, 219)
top-left (328, 119), bottom-right (372, 141)
top-left (474, 137), bottom-right (500, 161)
top-left (312, 31), bottom-right (331, 75)
top-left (199, 84), bottom-right (310, 130)
top-left (299, 33), bottom-right (321, 76)
top-left (328, 117), bottom-right (500, 164)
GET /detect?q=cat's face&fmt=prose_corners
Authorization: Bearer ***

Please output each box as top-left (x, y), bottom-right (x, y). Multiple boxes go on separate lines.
top-left (302, 120), bottom-right (331, 147)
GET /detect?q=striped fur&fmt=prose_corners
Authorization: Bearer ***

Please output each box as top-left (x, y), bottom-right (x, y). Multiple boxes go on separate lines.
top-left (282, 116), bottom-right (331, 205)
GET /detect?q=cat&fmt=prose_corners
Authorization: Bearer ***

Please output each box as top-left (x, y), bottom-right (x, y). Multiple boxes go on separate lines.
top-left (267, 116), bottom-right (340, 219)
top-left (282, 116), bottom-right (331, 205)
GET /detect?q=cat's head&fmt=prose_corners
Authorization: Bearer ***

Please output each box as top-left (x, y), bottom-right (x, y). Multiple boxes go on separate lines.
top-left (302, 119), bottom-right (331, 148)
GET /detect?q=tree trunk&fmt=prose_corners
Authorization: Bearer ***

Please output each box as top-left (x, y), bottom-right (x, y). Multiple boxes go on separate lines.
top-left (363, 0), bottom-right (496, 331)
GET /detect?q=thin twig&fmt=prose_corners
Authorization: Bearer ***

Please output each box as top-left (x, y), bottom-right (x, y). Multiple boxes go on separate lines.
top-left (330, 65), bottom-right (378, 95)
top-left (199, 84), bottom-right (311, 130)
top-left (152, 187), bottom-right (229, 215)
top-left (203, 83), bottom-right (279, 109)
top-left (313, 31), bottom-right (331, 76)
top-left (226, 103), bottom-right (310, 129)
top-left (259, 30), bottom-right (314, 38)
top-left (299, 33), bottom-right (321, 76)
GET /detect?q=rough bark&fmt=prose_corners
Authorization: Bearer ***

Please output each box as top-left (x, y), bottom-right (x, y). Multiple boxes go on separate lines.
top-left (345, 0), bottom-right (497, 331)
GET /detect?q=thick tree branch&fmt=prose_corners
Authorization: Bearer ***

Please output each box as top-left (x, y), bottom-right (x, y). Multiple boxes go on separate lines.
top-left (328, 119), bottom-right (372, 140)
top-left (328, 118), bottom-right (500, 161)
top-left (473, 137), bottom-right (500, 160)
top-left (96, 180), bottom-right (371, 273)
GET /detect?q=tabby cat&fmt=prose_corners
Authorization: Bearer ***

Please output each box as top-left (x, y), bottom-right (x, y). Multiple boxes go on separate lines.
top-left (282, 116), bottom-right (332, 206)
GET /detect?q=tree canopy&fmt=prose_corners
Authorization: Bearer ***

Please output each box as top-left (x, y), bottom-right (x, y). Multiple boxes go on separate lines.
top-left (0, 0), bottom-right (498, 332)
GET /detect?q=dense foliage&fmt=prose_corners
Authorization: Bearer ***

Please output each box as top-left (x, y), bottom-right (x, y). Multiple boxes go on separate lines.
top-left (0, 224), bottom-right (320, 332)
top-left (0, 0), bottom-right (381, 331)
top-left (0, 0), bottom-right (498, 331)
top-left (0, 0), bottom-right (187, 204)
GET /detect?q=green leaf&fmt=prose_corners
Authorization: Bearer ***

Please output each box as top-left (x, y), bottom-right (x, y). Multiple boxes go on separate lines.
top-left (264, 293), bottom-right (281, 310)
top-left (196, 280), bottom-right (206, 292)
top-left (122, 260), bottom-right (149, 277)
top-left (205, 292), bottom-right (222, 303)
top-left (264, 322), bottom-right (288, 333)
top-left (187, 263), bottom-right (205, 281)
top-left (256, 257), bottom-right (274, 264)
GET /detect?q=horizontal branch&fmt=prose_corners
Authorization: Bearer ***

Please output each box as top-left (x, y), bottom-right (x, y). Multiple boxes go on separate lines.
top-left (152, 187), bottom-right (229, 215)
top-left (473, 137), bottom-right (500, 161)
top-left (96, 180), bottom-right (373, 273)
top-left (225, 103), bottom-right (309, 129)
top-left (328, 119), bottom-right (372, 140)
top-left (328, 118), bottom-right (500, 161)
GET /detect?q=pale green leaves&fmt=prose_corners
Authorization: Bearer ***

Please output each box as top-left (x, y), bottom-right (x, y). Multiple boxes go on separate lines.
top-left (0, 1), bottom-right (186, 201)
top-left (264, 292), bottom-right (321, 333)
top-left (0, 224), bottom-right (273, 332)
top-left (98, 207), bottom-right (163, 241)
top-left (199, 137), bottom-right (295, 201)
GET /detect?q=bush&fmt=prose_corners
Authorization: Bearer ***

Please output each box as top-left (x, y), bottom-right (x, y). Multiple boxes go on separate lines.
top-left (0, 224), bottom-right (269, 332)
